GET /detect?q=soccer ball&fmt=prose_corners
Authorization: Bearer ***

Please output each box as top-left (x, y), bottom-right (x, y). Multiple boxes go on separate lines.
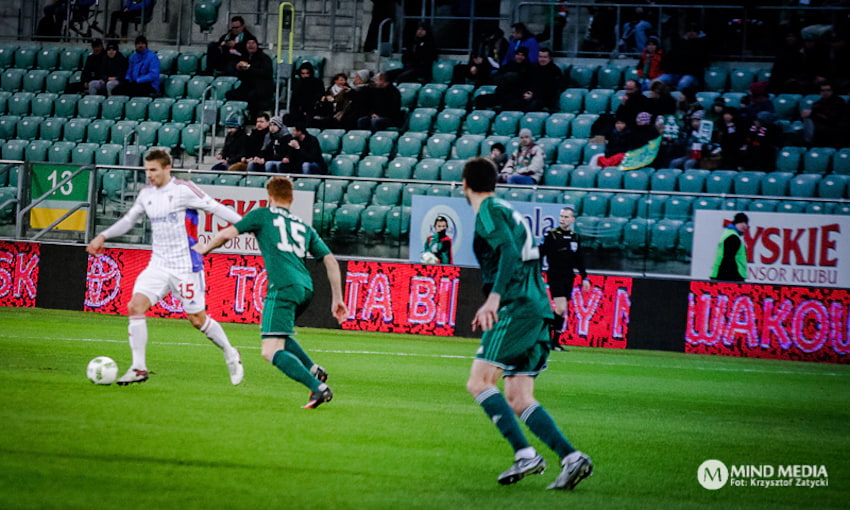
top-left (420, 252), bottom-right (439, 264)
top-left (87, 356), bottom-right (118, 385)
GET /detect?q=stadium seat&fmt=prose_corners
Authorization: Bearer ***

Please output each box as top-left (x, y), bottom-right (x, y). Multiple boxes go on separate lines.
top-left (341, 130), bottom-right (371, 155)
top-left (584, 89), bottom-right (613, 114)
top-left (559, 88), bottom-right (585, 113)
top-left (402, 183), bottom-right (430, 206)
top-left (748, 199), bottom-right (779, 213)
top-left (596, 217), bottom-right (626, 249)
top-left (239, 174), bottom-right (267, 188)
top-left (636, 195), bottom-right (666, 220)
top-left (582, 192), bottom-right (611, 216)
top-left (385, 205), bottom-right (411, 241)
top-left (492, 111), bottom-right (523, 136)
top-left (329, 154), bottom-right (359, 177)
top-left (431, 60), bottom-right (456, 84)
top-left (176, 51), bottom-right (202, 75)
top-left (101, 95), bottom-right (129, 121)
top-left (332, 203), bottom-right (365, 238)
top-left (386, 156), bottom-right (416, 179)
top-left (804, 202), bottom-right (829, 214)
top-left (705, 170), bottom-right (737, 194)
top-left (25, 139), bottom-right (52, 162)
top-left (818, 174), bottom-right (848, 199)
top-left (8, 92), bottom-right (34, 116)
top-left (57, 47), bottom-right (84, 71)
top-left (759, 171), bottom-right (792, 197)
top-left (519, 112), bottom-right (549, 138)
top-left (0, 43), bottom-right (15, 70)
top-left (596, 66), bottom-right (623, 89)
top-left (453, 134), bottom-right (484, 160)
top-left (93, 144), bottom-right (120, 166)
top-left (535, 137), bottom-right (561, 163)
top-left (77, 95), bottom-right (105, 119)
top-left (0, 115), bottom-right (18, 139)
top-left (582, 142), bottom-right (606, 165)
top-left (1, 68), bottom-right (26, 92)
top-left (171, 99), bottom-right (199, 124)
top-left (311, 202), bottom-right (338, 236)
top-left (15, 44), bottom-right (40, 70)
top-left (416, 83), bottom-right (448, 108)
top-left (775, 146), bottom-right (804, 172)
top-left (695, 91), bottom-right (721, 111)
top-left (803, 147), bottom-right (836, 175)
top-left (427, 184), bottom-right (452, 197)
top-left (136, 121), bottom-right (161, 146)
top-left (164, 74), bottom-right (191, 99)
top-left (294, 55), bottom-right (325, 78)
top-left (596, 167), bottom-right (623, 189)
top-left (434, 108), bottom-right (465, 134)
top-left (444, 85), bottom-right (472, 109)
top-left (293, 177), bottom-right (322, 193)
top-left (39, 117), bottom-right (66, 141)
top-left (45, 70), bottom-right (72, 94)
top-left (609, 193), bottom-right (638, 218)
top-left (788, 174), bottom-right (821, 198)
top-left (71, 142), bottom-right (98, 165)
top-left (317, 180), bottom-right (349, 204)
top-left (0, 90), bottom-right (9, 114)
top-left (543, 164), bottom-right (572, 187)
top-left (214, 173), bottom-right (244, 186)
top-left (734, 171), bottom-right (765, 195)
top-left (397, 82), bottom-right (421, 109)
top-left (544, 112), bottom-right (574, 138)
top-left (111, 120), bottom-right (139, 144)
top-left (423, 133), bottom-right (455, 159)
top-left (560, 190), bottom-right (587, 212)
top-left (557, 138), bottom-right (587, 165)
top-left (664, 196), bottom-right (694, 220)
top-left (462, 110), bottom-right (495, 135)
top-left (834, 148), bottom-right (850, 175)
top-left (773, 94), bottom-right (801, 120)
top-left (364, 131), bottom-right (393, 157)
top-left (439, 159), bottom-right (465, 182)
top-left (123, 97), bottom-right (152, 122)
top-left (2, 139), bottom-right (28, 160)
top-left (568, 64), bottom-right (597, 88)
top-left (651, 219), bottom-right (682, 257)
top-left (211, 76), bottom-right (238, 100)
top-left (357, 155), bottom-right (388, 178)
top-left (721, 92), bottom-right (746, 109)
top-left (678, 169), bottom-right (709, 193)
top-left (650, 168), bottom-right (681, 192)
top-left (345, 181), bottom-right (377, 205)
top-left (48, 141), bottom-right (76, 163)
top-left (31, 92), bottom-right (57, 117)
top-left (87, 119), bottom-right (115, 144)
top-left (413, 158), bottom-right (444, 181)
top-left (571, 114), bottom-right (597, 139)
top-left (502, 187), bottom-right (533, 202)
top-left (180, 123), bottom-right (205, 156)
top-left (156, 50), bottom-right (179, 74)
top-left (729, 68), bottom-right (756, 92)
top-left (16, 116), bottom-right (42, 140)
top-left (703, 67), bottom-right (729, 92)
top-left (53, 94), bottom-right (79, 118)
top-left (722, 197), bottom-right (752, 211)
top-left (574, 216), bottom-right (600, 249)
top-left (622, 168), bottom-right (651, 191)
top-left (533, 189), bottom-right (561, 203)
top-left (775, 200), bottom-right (807, 214)
top-left (373, 182), bottom-right (403, 206)
top-left (472, 84), bottom-right (497, 102)
top-left (62, 118), bottom-right (90, 143)
top-left (361, 204), bottom-right (391, 237)
top-left (392, 134), bottom-right (424, 159)
top-left (22, 70), bottom-right (49, 93)
top-left (407, 107), bottom-right (436, 133)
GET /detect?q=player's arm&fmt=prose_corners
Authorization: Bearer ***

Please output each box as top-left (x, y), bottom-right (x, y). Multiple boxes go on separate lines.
top-left (86, 200), bottom-right (144, 255)
top-left (182, 181), bottom-right (243, 225)
top-left (195, 225), bottom-right (240, 255)
top-left (321, 254), bottom-right (348, 324)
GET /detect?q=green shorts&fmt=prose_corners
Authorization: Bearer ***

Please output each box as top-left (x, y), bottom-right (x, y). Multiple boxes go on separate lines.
top-left (261, 285), bottom-right (313, 338)
top-left (476, 300), bottom-right (550, 376)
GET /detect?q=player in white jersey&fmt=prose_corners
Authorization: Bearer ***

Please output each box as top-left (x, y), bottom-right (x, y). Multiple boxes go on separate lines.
top-left (86, 149), bottom-right (244, 386)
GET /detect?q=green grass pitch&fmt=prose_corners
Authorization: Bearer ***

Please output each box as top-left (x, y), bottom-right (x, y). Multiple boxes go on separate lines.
top-left (0, 307), bottom-right (848, 509)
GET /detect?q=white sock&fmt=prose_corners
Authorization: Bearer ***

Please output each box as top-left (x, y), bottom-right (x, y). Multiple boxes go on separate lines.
top-left (515, 446), bottom-right (537, 461)
top-left (200, 317), bottom-right (236, 358)
top-left (128, 315), bottom-right (148, 370)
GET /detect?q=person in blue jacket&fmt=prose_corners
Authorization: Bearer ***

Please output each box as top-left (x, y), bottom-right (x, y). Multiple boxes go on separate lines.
top-left (114, 35), bottom-right (160, 97)
top-left (502, 23), bottom-right (540, 65)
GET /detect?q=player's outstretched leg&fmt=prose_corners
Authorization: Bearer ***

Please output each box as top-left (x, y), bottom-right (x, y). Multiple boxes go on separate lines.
top-left (265, 337), bottom-right (332, 408)
top-left (118, 314), bottom-right (150, 385)
top-left (519, 403), bottom-right (592, 490)
top-left (547, 450), bottom-right (593, 490)
top-left (194, 314), bottom-right (243, 385)
top-left (284, 337), bottom-right (328, 383)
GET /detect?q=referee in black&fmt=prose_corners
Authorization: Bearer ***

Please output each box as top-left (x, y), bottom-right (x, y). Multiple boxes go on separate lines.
top-left (539, 207), bottom-right (591, 350)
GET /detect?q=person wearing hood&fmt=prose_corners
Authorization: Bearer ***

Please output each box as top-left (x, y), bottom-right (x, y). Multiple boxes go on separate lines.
top-left (89, 42), bottom-right (128, 96)
top-left (394, 21), bottom-right (437, 83)
top-left (226, 38), bottom-right (274, 118)
top-left (503, 22), bottom-right (539, 65)
top-left (213, 116), bottom-right (249, 171)
top-left (285, 61), bottom-right (326, 126)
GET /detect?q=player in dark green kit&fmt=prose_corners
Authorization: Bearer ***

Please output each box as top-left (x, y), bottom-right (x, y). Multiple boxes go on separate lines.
top-left (462, 157), bottom-right (593, 490)
top-left (196, 176), bottom-right (348, 409)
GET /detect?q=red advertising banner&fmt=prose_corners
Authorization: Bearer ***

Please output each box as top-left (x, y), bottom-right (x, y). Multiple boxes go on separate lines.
top-left (548, 274), bottom-right (632, 349)
top-left (685, 281), bottom-right (850, 364)
top-left (85, 248), bottom-right (266, 324)
top-left (0, 241), bottom-right (40, 308)
top-left (342, 260), bottom-right (460, 336)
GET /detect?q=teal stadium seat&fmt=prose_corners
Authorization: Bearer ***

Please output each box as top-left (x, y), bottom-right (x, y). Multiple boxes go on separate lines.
top-left (63, 118), bottom-right (90, 143)
top-left (59, 48), bottom-right (86, 71)
top-left (181, 123), bottom-right (205, 156)
top-left (165, 75), bottom-right (191, 99)
top-left (45, 71), bottom-right (72, 94)
top-left (8, 92), bottom-right (34, 116)
top-left (788, 174), bottom-right (821, 198)
top-left (71, 142), bottom-right (99, 165)
top-left (172, 99), bottom-right (199, 124)
top-left (762, 171), bottom-right (794, 196)
top-left (637, 195), bottom-right (666, 220)
top-left (440, 160), bottom-right (464, 182)
top-left (748, 199), bottom-right (779, 213)
top-left (695, 91), bottom-right (720, 111)
top-left (386, 206), bottom-right (411, 241)
top-left (293, 177), bottom-right (322, 193)
top-left (453, 134), bottom-right (483, 160)
top-left (111, 120), bottom-right (139, 144)
top-left (544, 112), bottom-right (574, 138)
top-left (368, 132), bottom-right (396, 156)
top-left (95, 144), bottom-right (123, 166)
top-left (560, 190), bottom-right (587, 212)
top-left (215, 173), bottom-right (243, 186)
top-left (26, 139), bottom-right (53, 162)
top-left (87, 119), bottom-right (115, 144)
top-left (317, 180), bottom-right (348, 204)
top-left (54, 94), bottom-right (79, 118)
top-left (596, 217), bottom-right (626, 249)
top-left (346, 181), bottom-right (377, 205)
top-left (149, 98), bottom-right (175, 123)
top-left (0, 43), bottom-right (15, 69)
top-left (492, 111), bottom-right (523, 136)
top-left (219, 101), bottom-right (248, 126)
top-left (596, 167), bottom-right (623, 189)
top-left (574, 216), bottom-right (600, 249)
top-left (570, 166), bottom-right (599, 188)
top-left (386, 156), bottom-right (416, 179)
top-left (559, 88), bottom-right (585, 113)
top-left (333, 204), bottom-right (365, 238)
top-left (357, 155), bottom-right (388, 178)
top-left (341, 130), bottom-right (371, 155)
top-left (519, 112), bottom-right (549, 138)
top-left (373, 182), bottom-right (403, 206)
top-left (39, 117), bottom-right (66, 141)
top-left (395, 134), bottom-right (424, 158)
top-left (571, 114), bottom-right (597, 139)
top-left (678, 169), bottom-right (710, 193)
top-left (705, 170), bottom-right (737, 194)
top-left (125, 97), bottom-right (153, 121)
top-left (417, 83), bottom-right (448, 108)
top-left (480, 135), bottom-right (510, 155)
top-left (775, 147), bottom-right (804, 172)
top-left (557, 138), bottom-right (586, 165)
top-left (533, 189), bottom-right (561, 203)
top-left (462, 110), bottom-right (495, 135)
top-left (23, 70), bottom-right (49, 93)
top-left (407, 107), bottom-right (436, 133)
top-left (423, 133), bottom-right (455, 159)
top-left (434, 108), bottom-right (465, 134)
top-left (444, 85), bottom-right (472, 109)
top-left (729, 68), bottom-right (756, 92)
top-left (31, 92), bottom-right (57, 117)
top-left (776, 200), bottom-right (808, 214)
top-left (833, 148), bottom-right (850, 175)
top-left (176, 51), bottom-right (202, 75)
top-left (734, 171), bottom-right (765, 195)
top-left (472, 85), bottom-right (497, 102)
top-left (427, 184), bottom-right (452, 197)
top-left (0, 90), bottom-right (9, 113)
top-left (596, 66), bottom-right (623, 89)
top-left (651, 219), bottom-right (682, 258)
top-left (582, 142), bottom-right (605, 164)
top-left (48, 141), bottom-right (76, 163)
top-left (535, 137), bottom-right (561, 163)
top-left (773, 94), bottom-right (801, 120)
top-left (361, 205), bottom-right (390, 237)
top-left (101, 95), bottom-right (130, 120)
top-left (402, 183), bottom-right (430, 206)
top-left (818, 174), bottom-right (848, 199)
top-left (397, 82), bottom-right (421, 109)
top-left (14, 45), bottom-right (38, 70)
top-left (568, 65), bottom-right (597, 88)
top-left (584, 89), bottom-right (613, 114)
top-left (803, 147), bottom-right (836, 175)
top-left (77, 95), bottom-right (105, 119)
top-left (413, 158), bottom-right (443, 181)
top-left (16, 116), bottom-right (43, 140)
top-left (211, 76), bottom-right (238, 100)
top-left (1, 68), bottom-right (26, 92)
top-left (3, 139), bottom-right (28, 160)
top-left (431, 60), bottom-right (456, 84)
top-left (312, 203), bottom-right (338, 236)
top-left (329, 154), bottom-right (359, 177)
top-left (543, 164), bottom-right (573, 187)
top-left (156, 50), bottom-right (178, 74)
top-left (664, 196), bottom-right (694, 220)
top-left (609, 193), bottom-right (639, 218)
top-left (137, 121), bottom-right (161, 146)
top-left (0, 115), bottom-right (18, 139)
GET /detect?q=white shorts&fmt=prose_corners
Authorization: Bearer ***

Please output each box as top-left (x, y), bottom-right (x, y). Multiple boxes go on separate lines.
top-left (133, 266), bottom-right (206, 314)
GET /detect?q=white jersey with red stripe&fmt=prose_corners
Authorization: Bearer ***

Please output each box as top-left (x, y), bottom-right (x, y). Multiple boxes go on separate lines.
top-left (101, 178), bottom-right (241, 273)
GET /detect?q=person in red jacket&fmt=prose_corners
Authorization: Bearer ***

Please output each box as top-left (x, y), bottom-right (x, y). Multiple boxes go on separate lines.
top-left (636, 36), bottom-right (663, 89)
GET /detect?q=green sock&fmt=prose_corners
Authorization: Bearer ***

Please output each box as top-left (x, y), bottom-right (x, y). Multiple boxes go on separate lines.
top-left (521, 403), bottom-right (575, 459)
top-left (476, 387), bottom-right (529, 453)
top-left (284, 337), bottom-right (314, 369)
top-left (272, 350), bottom-right (321, 392)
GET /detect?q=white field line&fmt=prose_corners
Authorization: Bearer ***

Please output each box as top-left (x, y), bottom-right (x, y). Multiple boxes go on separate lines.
top-left (1, 333), bottom-right (848, 378)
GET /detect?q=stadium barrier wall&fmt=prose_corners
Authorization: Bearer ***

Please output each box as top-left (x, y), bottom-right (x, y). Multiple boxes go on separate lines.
top-left (0, 241), bottom-right (847, 364)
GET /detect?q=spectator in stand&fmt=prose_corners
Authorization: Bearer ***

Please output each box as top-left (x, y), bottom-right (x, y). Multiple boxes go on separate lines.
top-left (66, 38), bottom-right (104, 94)
top-left (801, 81), bottom-right (848, 148)
top-left (392, 21), bottom-right (437, 83)
top-left (704, 96), bottom-right (726, 126)
top-left (452, 27), bottom-right (509, 87)
top-left (113, 35), bottom-right (159, 97)
top-left (588, 118), bottom-right (631, 168)
top-left (532, 48), bottom-right (564, 112)
top-left (636, 36), bottom-right (663, 89)
top-left (646, 79), bottom-right (676, 117)
top-left (669, 110), bottom-right (707, 171)
top-left (285, 62), bottom-right (326, 127)
top-left (714, 107), bottom-right (743, 170)
top-left (248, 116), bottom-right (289, 173)
top-left (740, 81), bottom-right (775, 125)
top-left (205, 16), bottom-right (255, 76)
top-left (474, 46), bottom-right (533, 110)
top-left (312, 73), bottom-right (351, 128)
top-left (499, 128), bottom-right (545, 184)
top-left (615, 79), bottom-right (650, 129)
top-left (618, 7), bottom-right (653, 54)
top-left (282, 122), bottom-right (327, 175)
top-left (487, 143), bottom-right (508, 171)
top-left (226, 38), bottom-right (274, 119)
top-left (335, 69), bottom-right (373, 130)
top-left (89, 42), bottom-right (129, 96)
top-left (242, 113), bottom-right (270, 164)
top-left (503, 22), bottom-right (539, 65)
top-left (107, 0), bottom-right (154, 40)
top-left (740, 111), bottom-right (781, 171)
top-left (357, 72), bottom-right (403, 131)
top-left (213, 116), bottom-right (248, 171)
top-left (658, 23), bottom-right (709, 91)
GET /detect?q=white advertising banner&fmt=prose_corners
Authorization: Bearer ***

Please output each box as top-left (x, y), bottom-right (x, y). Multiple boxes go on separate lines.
top-left (197, 185), bottom-right (315, 255)
top-left (691, 210), bottom-right (850, 289)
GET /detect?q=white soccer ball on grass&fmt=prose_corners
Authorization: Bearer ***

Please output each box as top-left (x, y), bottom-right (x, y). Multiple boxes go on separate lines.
top-left (87, 356), bottom-right (118, 385)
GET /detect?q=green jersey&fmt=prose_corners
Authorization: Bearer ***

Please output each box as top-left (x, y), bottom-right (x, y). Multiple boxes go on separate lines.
top-left (235, 206), bottom-right (331, 292)
top-left (473, 197), bottom-right (550, 313)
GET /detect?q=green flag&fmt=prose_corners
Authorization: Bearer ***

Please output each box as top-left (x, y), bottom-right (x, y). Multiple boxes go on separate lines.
top-left (618, 136), bottom-right (662, 171)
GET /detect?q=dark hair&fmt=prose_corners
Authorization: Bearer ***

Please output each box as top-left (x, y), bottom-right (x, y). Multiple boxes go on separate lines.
top-left (491, 143), bottom-right (506, 153)
top-left (516, 47), bottom-right (529, 57)
top-left (298, 61), bottom-right (314, 75)
top-left (134, 35), bottom-right (147, 46)
top-left (462, 158), bottom-right (498, 192)
top-left (291, 121), bottom-right (307, 133)
top-left (330, 72), bottom-right (348, 83)
top-left (538, 47), bottom-right (552, 55)
top-left (145, 148), bottom-right (171, 167)
top-left (231, 16), bottom-right (245, 25)
top-left (511, 23), bottom-right (529, 39)
top-left (434, 216), bottom-right (448, 227)
top-left (256, 112), bottom-right (270, 122)
top-left (91, 38), bottom-right (103, 47)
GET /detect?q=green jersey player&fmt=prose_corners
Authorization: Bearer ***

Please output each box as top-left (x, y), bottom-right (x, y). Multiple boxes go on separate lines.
top-left (462, 157), bottom-right (593, 490)
top-left (196, 176), bottom-right (347, 409)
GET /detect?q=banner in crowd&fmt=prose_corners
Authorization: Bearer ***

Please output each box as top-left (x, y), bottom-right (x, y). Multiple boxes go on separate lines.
top-left (342, 260), bottom-right (460, 336)
top-left (690, 210), bottom-right (849, 289)
top-left (409, 196), bottom-right (566, 267)
top-left (685, 281), bottom-right (850, 364)
top-left (196, 185), bottom-right (315, 255)
top-left (551, 274), bottom-right (633, 349)
top-left (0, 241), bottom-right (40, 308)
top-left (618, 136), bottom-right (662, 171)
